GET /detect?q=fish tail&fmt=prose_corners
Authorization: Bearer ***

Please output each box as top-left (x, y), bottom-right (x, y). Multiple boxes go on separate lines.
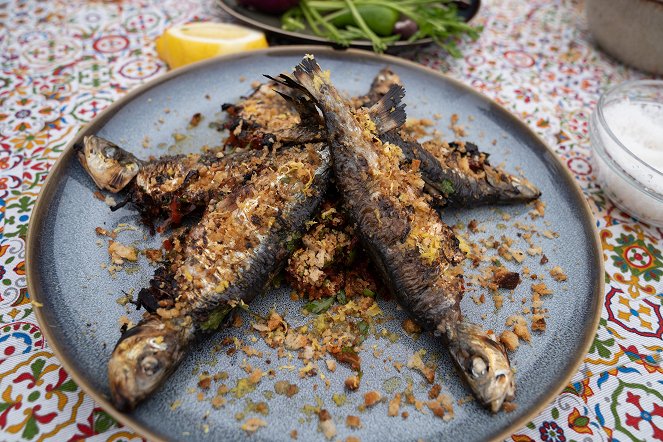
top-left (296, 55), bottom-right (407, 134)
top-left (264, 73), bottom-right (307, 94)
top-left (273, 90), bottom-right (319, 121)
top-left (367, 84), bottom-right (407, 134)
top-left (265, 56), bottom-right (326, 102)
top-left (293, 55), bottom-right (323, 88)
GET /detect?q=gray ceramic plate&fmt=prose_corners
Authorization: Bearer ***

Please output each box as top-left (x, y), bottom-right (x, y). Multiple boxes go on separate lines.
top-left (27, 47), bottom-right (603, 442)
top-left (215, 0), bottom-right (480, 50)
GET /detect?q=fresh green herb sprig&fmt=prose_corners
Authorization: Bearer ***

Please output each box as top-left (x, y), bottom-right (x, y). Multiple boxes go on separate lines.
top-left (282, 0), bottom-right (481, 54)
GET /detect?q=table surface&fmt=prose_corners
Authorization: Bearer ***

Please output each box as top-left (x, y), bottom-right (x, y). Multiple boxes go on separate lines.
top-left (1, 0), bottom-right (662, 441)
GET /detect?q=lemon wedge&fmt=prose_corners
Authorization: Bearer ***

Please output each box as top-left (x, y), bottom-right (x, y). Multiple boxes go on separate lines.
top-left (155, 22), bottom-right (268, 69)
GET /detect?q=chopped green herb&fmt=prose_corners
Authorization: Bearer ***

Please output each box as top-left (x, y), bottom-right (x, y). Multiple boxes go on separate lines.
top-left (304, 296), bottom-right (335, 314)
top-left (332, 393), bottom-right (347, 406)
top-left (201, 305), bottom-right (233, 331)
top-left (336, 289), bottom-right (347, 305)
top-left (439, 179), bottom-right (455, 195)
top-left (346, 249), bottom-right (357, 265)
top-left (341, 346), bottom-right (355, 354)
top-left (285, 231), bottom-right (302, 252)
top-left (362, 288), bottom-right (375, 298)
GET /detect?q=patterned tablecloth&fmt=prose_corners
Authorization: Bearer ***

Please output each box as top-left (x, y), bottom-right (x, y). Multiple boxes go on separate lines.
top-left (1, 0), bottom-right (662, 440)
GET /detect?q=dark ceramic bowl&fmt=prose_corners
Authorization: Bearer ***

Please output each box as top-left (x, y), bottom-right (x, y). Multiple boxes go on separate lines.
top-left (216, 0), bottom-right (481, 51)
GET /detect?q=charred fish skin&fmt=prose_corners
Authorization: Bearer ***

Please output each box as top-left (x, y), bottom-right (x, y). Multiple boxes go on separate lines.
top-left (362, 68), bottom-right (540, 207)
top-left (277, 56), bottom-right (515, 413)
top-left (406, 137), bottom-right (541, 207)
top-left (108, 143), bottom-right (331, 411)
top-left (276, 57), bottom-right (462, 331)
top-left (131, 148), bottom-right (275, 222)
top-left (179, 143), bottom-right (331, 321)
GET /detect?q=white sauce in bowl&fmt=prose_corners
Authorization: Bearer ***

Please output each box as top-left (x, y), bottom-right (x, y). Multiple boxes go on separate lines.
top-left (603, 101), bottom-right (663, 190)
top-left (591, 95), bottom-right (663, 226)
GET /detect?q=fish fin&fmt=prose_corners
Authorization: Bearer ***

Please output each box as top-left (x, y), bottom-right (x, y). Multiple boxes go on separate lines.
top-left (266, 56), bottom-right (323, 96)
top-left (263, 73), bottom-right (307, 94)
top-left (273, 90), bottom-right (321, 127)
top-left (293, 56), bottom-right (323, 79)
top-left (109, 196), bottom-right (131, 212)
top-left (367, 84), bottom-right (407, 134)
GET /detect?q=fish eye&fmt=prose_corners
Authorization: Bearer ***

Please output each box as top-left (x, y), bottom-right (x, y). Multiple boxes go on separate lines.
top-left (104, 146), bottom-right (118, 158)
top-left (470, 356), bottom-right (488, 378)
top-left (141, 356), bottom-right (160, 376)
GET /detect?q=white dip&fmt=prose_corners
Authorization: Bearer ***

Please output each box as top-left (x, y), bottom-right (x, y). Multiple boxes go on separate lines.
top-left (591, 99), bottom-right (663, 225)
top-left (604, 101), bottom-right (663, 185)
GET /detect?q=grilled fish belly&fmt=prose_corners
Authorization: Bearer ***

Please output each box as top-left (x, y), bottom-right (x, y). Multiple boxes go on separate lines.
top-left (108, 143), bottom-right (331, 410)
top-left (274, 56), bottom-right (515, 413)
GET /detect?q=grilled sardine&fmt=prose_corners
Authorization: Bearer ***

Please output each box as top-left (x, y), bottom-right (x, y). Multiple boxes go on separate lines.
top-left (272, 56), bottom-right (515, 413)
top-left (357, 68), bottom-right (540, 207)
top-left (108, 143), bottom-right (331, 410)
top-left (79, 135), bottom-right (275, 222)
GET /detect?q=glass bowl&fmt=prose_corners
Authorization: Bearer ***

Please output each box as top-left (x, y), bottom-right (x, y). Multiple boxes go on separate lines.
top-left (589, 80), bottom-right (663, 226)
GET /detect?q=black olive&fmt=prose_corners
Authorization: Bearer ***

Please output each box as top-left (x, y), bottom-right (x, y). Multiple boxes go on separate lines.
top-left (394, 19), bottom-right (418, 39)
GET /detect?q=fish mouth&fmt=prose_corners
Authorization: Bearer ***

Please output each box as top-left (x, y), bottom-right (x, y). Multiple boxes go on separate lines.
top-left (485, 369), bottom-right (516, 413)
top-left (484, 167), bottom-right (541, 203)
top-left (510, 176), bottom-right (541, 200)
top-left (78, 135), bottom-right (142, 193)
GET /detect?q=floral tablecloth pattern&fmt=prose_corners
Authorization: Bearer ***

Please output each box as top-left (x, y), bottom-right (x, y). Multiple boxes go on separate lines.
top-left (0, 0), bottom-right (661, 440)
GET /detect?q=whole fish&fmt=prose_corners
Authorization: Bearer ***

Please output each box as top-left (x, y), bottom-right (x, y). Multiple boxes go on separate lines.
top-left (272, 56), bottom-right (515, 413)
top-left (78, 135), bottom-right (275, 223)
top-left (359, 68), bottom-right (541, 208)
top-left (107, 143), bottom-right (331, 410)
top-left (224, 72), bottom-right (539, 208)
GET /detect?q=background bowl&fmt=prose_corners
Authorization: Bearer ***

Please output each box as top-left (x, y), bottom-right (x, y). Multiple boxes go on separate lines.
top-left (586, 0), bottom-right (663, 75)
top-left (590, 80), bottom-right (663, 225)
top-left (216, 0), bottom-right (481, 51)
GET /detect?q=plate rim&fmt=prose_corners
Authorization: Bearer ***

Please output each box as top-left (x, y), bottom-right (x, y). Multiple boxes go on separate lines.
top-left (26, 45), bottom-right (605, 442)
top-left (215, 0), bottom-right (481, 49)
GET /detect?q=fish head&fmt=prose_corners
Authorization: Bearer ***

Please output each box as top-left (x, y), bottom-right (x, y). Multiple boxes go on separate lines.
top-left (508, 175), bottom-right (541, 201)
top-left (78, 135), bottom-right (142, 193)
top-left (446, 321), bottom-right (515, 413)
top-left (485, 168), bottom-right (541, 203)
top-left (108, 315), bottom-right (191, 411)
